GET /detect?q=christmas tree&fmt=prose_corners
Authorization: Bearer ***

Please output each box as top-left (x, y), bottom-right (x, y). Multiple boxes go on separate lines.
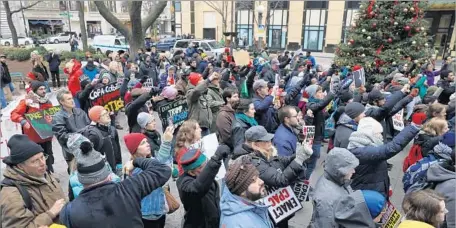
top-left (335, 0), bottom-right (434, 84)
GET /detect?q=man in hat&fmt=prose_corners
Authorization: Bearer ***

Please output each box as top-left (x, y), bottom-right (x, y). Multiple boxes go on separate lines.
top-left (11, 80), bottom-right (55, 172)
top-left (252, 79), bottom-right (279, 133)
top-left (0, 134), bottom-right (66, 227)
top-left (334, 102), bottom-right (366, 149)
top-left (177, 145), bottom-right (231, 228)
top-left (220, 157), bottom-right (273, 228)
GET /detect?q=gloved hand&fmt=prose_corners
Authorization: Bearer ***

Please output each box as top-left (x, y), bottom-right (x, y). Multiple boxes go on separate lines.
top-left (213, 144), bottom-right (231, 161)
top-left (294, 143), bottom-right (313, 164)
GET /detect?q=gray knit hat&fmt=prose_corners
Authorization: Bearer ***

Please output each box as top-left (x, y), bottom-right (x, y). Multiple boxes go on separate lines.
top-left (67, 133), bottom-right (111, 186)
top-left (137, 112), bottom-right (154, 129)
top-left (345, 102), bottom-right (365, 119)
top-left (305, 84), bottom-right (320, 98)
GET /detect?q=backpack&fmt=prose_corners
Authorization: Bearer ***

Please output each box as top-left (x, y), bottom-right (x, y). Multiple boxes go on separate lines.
top-left (402, 154), bottom-right (443, 193)
top-left (77, 125), bottom-right (105, 152)
top-left (1, 178), bottom-right (33, 211)
top-left (402, 144), bottom-right (423, 172)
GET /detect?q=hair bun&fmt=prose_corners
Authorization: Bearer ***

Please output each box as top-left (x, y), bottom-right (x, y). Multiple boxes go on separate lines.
top-left (80, 141), bottom-right (93, 155)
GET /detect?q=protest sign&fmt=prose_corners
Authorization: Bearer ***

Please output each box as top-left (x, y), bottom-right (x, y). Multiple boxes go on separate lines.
top-left (330, 75), bottom-right (340, 93)
top-left (24, 106), bottom-right (61, 140)
top-left (353, 68), bottom-right (366, 88)
top-left (157, 98), bottom-right (189, 128)
top-left (392, 109), bottom-right (404, 131)
top-left (202, 133), bottom-right (226, 180)
top-left (303, 126), bottom-right (315, 145)
top-left (233, 50), bottom-right (250, 66)
top-left (380, 201), bottom-right (402, 228)
top-left (116, 75), bottom-right (125, 88)
top-left (88, 83), bottom-right (124, 113)
top-left (257, 186), bottom-right (303, 223)
top-left (142, 78), bottom-right (154, 91)
top-left (292, 180), bottom-right (310, 202)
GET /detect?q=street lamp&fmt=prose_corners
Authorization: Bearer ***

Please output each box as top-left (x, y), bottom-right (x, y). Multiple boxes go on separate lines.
top-left (256, 4), bottom-right (265, 50)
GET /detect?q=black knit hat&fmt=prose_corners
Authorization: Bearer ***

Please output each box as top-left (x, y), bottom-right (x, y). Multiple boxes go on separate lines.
top-left (367, 89), bottom-right (385, 102)
top-left (30, 80), bottom-right (46, 93)
top-left (345, 102), bottom-right (365, 119)
top-left (225, 156), bottom-right (259, 195)
top-left (3, 134), bottom-right (43, 166)
top-left (339, 90), bottom-right (354, 103)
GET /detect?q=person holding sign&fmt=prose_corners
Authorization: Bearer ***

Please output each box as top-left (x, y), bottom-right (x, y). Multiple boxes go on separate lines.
top-left (220, 157), bottom-right (273, 228)
top-left (11, 81), bottom-right (55, 172)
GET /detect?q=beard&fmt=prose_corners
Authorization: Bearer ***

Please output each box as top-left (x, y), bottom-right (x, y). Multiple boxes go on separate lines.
top-left (231, 101), bottom-right (240, 110)
top-left (245, 188), bottom-right (265, 201)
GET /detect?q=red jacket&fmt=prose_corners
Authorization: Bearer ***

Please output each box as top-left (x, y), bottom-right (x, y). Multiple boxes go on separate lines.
top-left (10, 99), bottom-right (53, 143)
top-left (65, 60), bottom-right (83, 97)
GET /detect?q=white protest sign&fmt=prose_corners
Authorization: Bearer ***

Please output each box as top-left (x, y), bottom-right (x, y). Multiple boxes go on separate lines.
top-left (303, 126), bottom-right (315, 145)
top-left (142, 78), bottom-right (154, 92)
top-left (392, 109), bottom-right (404, 131)
top-left (380, 201), bottom-right (402, 228)
top-left (202, 133), bottom-right (226, 180)
top-left (292, 180), bottom-right (310, 202)
top-left (256, 186), bottom-right (303, 223)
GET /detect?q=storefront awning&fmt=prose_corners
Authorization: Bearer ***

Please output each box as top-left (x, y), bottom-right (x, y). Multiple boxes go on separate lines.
top-left (28, 20), bottom-right (64, 25)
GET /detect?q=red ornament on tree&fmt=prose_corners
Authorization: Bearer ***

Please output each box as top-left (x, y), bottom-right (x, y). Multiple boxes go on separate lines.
top-left (372, 23), bottom-right (377, 28)
top-left (415, 27), bottom-right (420, 32)
top-left (349, 39), bottom-right (355, 45)
top-left (369, 11), bottom-right (375, 17)
top-left (387, 38), bottom-right (393, 43)
top-left (404, 25), bottom-right (411, 31)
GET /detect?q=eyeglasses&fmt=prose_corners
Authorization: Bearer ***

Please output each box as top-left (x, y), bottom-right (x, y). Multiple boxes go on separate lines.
top-left (28, 154), bottom-right (48, 166)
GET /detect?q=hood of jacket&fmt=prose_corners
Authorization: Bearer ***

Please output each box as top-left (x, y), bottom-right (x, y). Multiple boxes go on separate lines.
top-left (336, 113), bottom-right (358, 131)
top-left (427, 162), bottom-right (455, 183)
top-left (334, 190), bottom-right (377, 228)
top-left (220, 184), bottom-right (269, 216)
top-left (219, 104), bottom-right (235, 114)
top-left (431, 142), bottom-right (454, 161)
top-left (348, 130), bottom-right (383, 149)
top-left (3, 166), bottom-right (50, 186)
top-left (324, 147), bottom-right (359, 186)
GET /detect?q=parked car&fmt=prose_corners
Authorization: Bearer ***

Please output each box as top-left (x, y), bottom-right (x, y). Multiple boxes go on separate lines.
top-left (171, 39), bottom-right (225, 57)
top-left (0, 37), bottom-right (34, 46)
top-left (47, 31), bottom-right (77, 44)
top-left (155, 37), bottom-right (180, 52)
top-left (92, 35), bottom-right (129, 54)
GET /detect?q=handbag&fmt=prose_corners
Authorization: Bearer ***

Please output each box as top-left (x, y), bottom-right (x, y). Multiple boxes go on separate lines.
top-left (164, 186), bottom-right (180, 214)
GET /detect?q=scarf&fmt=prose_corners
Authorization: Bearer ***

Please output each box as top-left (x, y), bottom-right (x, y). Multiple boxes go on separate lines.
top-left (308, 96), bottom-right (321, 103)
top-left (347, 131), bottom-right (383, 150)
top-left (235, 113), bottom-right (258, 127)
top-left (26, 91), bottom-right (49, 108)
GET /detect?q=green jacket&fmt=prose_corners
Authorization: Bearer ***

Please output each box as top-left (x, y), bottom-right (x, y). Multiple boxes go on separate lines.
top-left (186, 80), bottom-right (213, 129)
top-left (415, 75), bottom-right (428, 99)
top-left (207, 84), bottom-right (225, 132)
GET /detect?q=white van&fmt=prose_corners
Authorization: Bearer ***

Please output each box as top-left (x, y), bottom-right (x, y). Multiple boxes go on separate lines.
top-left (92, 35), bottom-right (129, 54)
top-left (171, 39), bottom-right (225, 58)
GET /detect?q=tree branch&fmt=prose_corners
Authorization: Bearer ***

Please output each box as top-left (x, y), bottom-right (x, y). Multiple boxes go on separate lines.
top-left (204, 1), bottom-right (224, 16)
top-left (142, 1), bottom-right (167, 34)
top-left (94, 1), bottom-right (131, 38)
top-left (10, 1), bottom-right (42, 14)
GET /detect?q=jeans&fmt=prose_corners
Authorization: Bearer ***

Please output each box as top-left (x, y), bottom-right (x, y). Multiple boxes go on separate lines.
top-left (44, 81), bottom-right (51, 92)
top-left (305, 143), bottom-right (321, 180)
top-left (406, 96), bottom-right (421, 120)
top-left (0, 83), bottom-right (15, 108)
top-left (50, 71), bottom-right (61, 87)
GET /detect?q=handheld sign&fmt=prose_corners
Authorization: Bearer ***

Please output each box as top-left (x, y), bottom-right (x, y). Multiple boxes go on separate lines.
top-left (24, 106), bottom-right (61, 140)
top-left (142, 78), bottom-right (154, 91)
top-left (257, 186), bottom-right (303, 223)
top-left (116, 75), bottom-right (125, 88)
top-left (88, 83), bottom-right (124, 113)
top-left (201, 133), bottom-right (226, 180)
top-left (380, 201), bottom-right (402, 228)
top-left (157, 98), bottom-right (189, 129)
top-left (392, 109), bottom-right (404, 131)
top-left (292, 180), bottom-right (310, 202)
top-left (232, 50), bottom-right (250, 66)
top-left (353, 68), bottom-right (366, 88)
top-left (303, 126), bottom-right (315, 145)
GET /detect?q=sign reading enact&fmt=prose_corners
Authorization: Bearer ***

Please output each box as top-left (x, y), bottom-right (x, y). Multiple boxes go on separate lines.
top-left (257, 186), bottom-right (303, 223)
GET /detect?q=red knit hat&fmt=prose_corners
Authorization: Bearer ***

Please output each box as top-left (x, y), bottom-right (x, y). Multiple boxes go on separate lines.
top-left (411, 112), bottom-right (427, 125)
top-left (124, 133), bottom-right (147, 155)
top-left (88, 106), bottom-right (106, 122)
top-left (188, 73), bottom-right (202, 86)
top-left (353, 65), bottom-right (362, 71)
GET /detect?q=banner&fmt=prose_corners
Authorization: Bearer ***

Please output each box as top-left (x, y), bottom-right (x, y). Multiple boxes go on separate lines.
top-left (157, 98), bottom-right (189, 128)
top-left (257, 186), bottom-right (303, 223)
top-left (303, 126), bottom-right (315, 145)
top-left (24, 106), bottom-right (61, 140)
top-left (353, 68), bottom-right (366, 88)
top-left (392, 109), bottom-right (404, 131)
top-left (89, 83), bottom-right (124, 113)
top-left (292, 180), bottom-right (310, 202)
top-left (380, 201), bottom-right (402, 228)
top-left (201, 133), bottom-right (226, 180)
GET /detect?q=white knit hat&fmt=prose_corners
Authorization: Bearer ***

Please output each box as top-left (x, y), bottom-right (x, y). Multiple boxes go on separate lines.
top-left (357, 117), bottom-right (383, 134)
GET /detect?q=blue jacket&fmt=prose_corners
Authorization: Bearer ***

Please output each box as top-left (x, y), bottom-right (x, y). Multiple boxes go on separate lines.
top-left (83, 66), bottom-right (99, 81)
top-left (186, 47), bottom-right (197, 57)
top-left (198, 60), bottom-right (208, 74)
top-left (273, 124), bottom-right (297, 157)
top-left (220, 184), bottom-right (273, 228)
top-left (307, 56), bottom-right (316, 67)
top-left (253, 94), bottom-right (278, 133)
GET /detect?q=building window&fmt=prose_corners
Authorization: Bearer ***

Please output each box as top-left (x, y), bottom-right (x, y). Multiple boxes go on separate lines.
top-left (266, 1), bottom-right (289, 49)
top-left (302, 1), bottom-right (328, 51)
top-left (341, 1), bottom-right (360, 43)
top-left (175, 1), bottom-right (181, 12)
top-left (69, 1), bottom-right (77, 11)
top-left (235, 1), bottom-right (254, 47)
top-left (89, 1), bottom-right (97, 12)
top-left (190, 1), bottom-right (195, 35)
top-left (106, 1), bottom-right (116, 13)
top-left (120, 1), bottom-right (128, 13)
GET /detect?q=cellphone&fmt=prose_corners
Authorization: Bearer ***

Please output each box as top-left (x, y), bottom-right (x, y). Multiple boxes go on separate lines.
top-left (168, 117), bottom-right (174, 127)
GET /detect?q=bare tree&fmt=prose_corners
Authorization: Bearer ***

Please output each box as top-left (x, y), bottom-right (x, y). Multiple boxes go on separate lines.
top-left (77, 1), bottom-right (88, 51)
top-left (94, 1), bottom-right (167, 55)
top-left (2, 1), bottom-right (42, 46)
top-left (204, 1), bottom-right (230, 33)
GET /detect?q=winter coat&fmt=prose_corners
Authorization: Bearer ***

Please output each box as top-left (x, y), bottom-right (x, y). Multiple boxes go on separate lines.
top-left (82, 65), bottom-right (99, 81)
top-left (427, 162), bottom-right (455, 228)
top-left (273, 124), bottom-right (298, 157)
top-left (207, 84), bottom-right (225, 132)
top-left (0, 62), bottom-right (11, 85)
top-left (397, 220), bottom-right (434, 228)
top-left (139, 62), bottom-right (158, 86)
top-left (197, 60), bottom-right (208, 74)
top-left (65, 60), bottom-right (83, 97)
top-left (253, 94), bottom-right (278, 133)
top-left (230, 144), bottom-right (304, 188)
top-left (186, 80), bottom-right (213, 129)
top-left (143, 130), bottom-right (161, 157)
top-left (231, 116), bottom-right (256, 148)
top-left (11, 99), bottom-right (53, 143)
top-left (177, 157), bottom-right (222, 228)
top-left (220, 184), bottom-right (273, 228)
top-left (437, 79), bottom-right (455, 105)
top-left (414, 132), bottom-right (442, 157)
top-left (216, 105), bottom-right (235, 148)
top-left (1, 166), bottom-right (66, 228)
top-left (334, 190), bottom-right (377, 228)
top-left (46, 53), bottom-right (61, 72)
top-left (33, 62), bottom-right (49, 80)
top-left (60, 158), bottom-right (171, 228)
top-left (309, 149), bottom-right (355, 228)
top-left (76, 83), bottom-right (94, 113)
top-left (125, 93), bottom-right (152, 133)
top-left (422, 69), bottom-right (440, 86)
top-left (86, 124), bottom-right (122, 171)
top-left (333, 113), bottom-right (358, 149)
top-left (347, 125), bottom-right (420, 197)
top-left (307, 92), bottom-right (335, 144)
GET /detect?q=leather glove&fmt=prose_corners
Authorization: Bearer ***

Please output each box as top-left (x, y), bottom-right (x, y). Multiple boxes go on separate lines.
top-left (294, 143), bottom-right (313, 164)
top-left (213, 144), bottom-right (231, 161)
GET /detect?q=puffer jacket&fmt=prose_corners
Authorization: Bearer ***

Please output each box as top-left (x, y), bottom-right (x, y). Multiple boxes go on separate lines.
top-left (273, 124), bottom-right (298, 157)
top-left (414, 132), bottom-right (442, 157)
top-left (11, 99), bottom-right (54, 143)
top-left (253, 94), bottom-right (278, 133)
top-left (333, 113), bottom-right (358, 149)
top-left (65, 60), bottom-right (83, 97)
top-left (220, 184), bottom-right (273, 228)
top-left (334, 190), bottom-right (377, 228)
top-left (85, 124), bottom-right (122, 171)
top-left (186, 80), bottom-right (213, 129)
top-left (0, 166), bottom-right (66, 228)
top-left (347, 125), bottom-right (420, 197)
top-left (427, 162), bottom-right (455, 228)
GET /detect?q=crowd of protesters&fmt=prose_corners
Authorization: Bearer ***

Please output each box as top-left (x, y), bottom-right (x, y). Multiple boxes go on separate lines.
top-left (0, 39), bottom-right (455, 228)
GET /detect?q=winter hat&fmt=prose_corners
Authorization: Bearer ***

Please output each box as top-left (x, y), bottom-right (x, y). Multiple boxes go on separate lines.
top-left (358, 117), bottom-right (383, 134)
top-left (339, 91), bottom-right (354, 103)
top-left (225, 156), bottom-right (260, 195)
top-left (137, 112), bottom-right (154, 129)
top-left (124, 133), bottom-right (147, 155)
top-left (88, 106), bottom-right (106, 122)
top-left (30, 80), bottom-right (46, 93)
top-left (345, 102), bottom-right (365, 119)
top-left (180, 148), bottom-right (207, 172)
top-left (442, 131), bottom-right (455, 148)
top-left (188, 72), bottom-right (202, 86)
top-left (361, 190), bottom-right (386, 218)
top-left (100, 71), bottom-right (112, 81)
top-left (326, 148), bottom-right (359, 177)
top-left (161, 86), bottom-right (178, 100)
top-left (367, 89), bottom-right (385, 103)
top-left (305, 84), bottom-right (319, 98)
top-left (411, 112), bottom-right (427, 125)
top-left (253, 79), bottom-right (268, 92)
top-left (3, 134), bottom-right (44, 166)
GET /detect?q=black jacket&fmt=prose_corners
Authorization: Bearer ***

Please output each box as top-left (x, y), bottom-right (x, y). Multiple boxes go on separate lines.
top-left (86, 124), bottom-right (122, 170)
top-left (143, 130), bottom-right (161, 157)
top-left (306, 92), bottom-right (335, 144)
top-left (177, 157), bottom-right (222, 228)
top-left (60, 158), bottom-right (171, 228)
top-left (0, 62), bottom-right (11, 85)
top-left (125, 93), bottom-right (153, 133)
top-left (437, 80), bottom-right (455, 105)
top-left (76, 84), bottom-right (94, 114)
top-left (33, 62), bottom-right (49, 80)
top-left (46, 53), bottom-right (61, 72)
top-left (415, 132), bottom-right (442, 157)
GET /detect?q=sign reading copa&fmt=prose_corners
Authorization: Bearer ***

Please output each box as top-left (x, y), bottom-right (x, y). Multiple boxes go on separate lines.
top-left (24, 106), bottom-right (61, 139)
top-left (157, 98), bottom-right (189, 128)
top-left (89, 83), bottom-right (124, 113)
top-left (257, 186), bottom-right (303, 223)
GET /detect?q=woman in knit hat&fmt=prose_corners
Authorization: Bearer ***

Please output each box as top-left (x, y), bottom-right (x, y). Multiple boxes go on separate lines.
top-left (137, 112), bottom-right (161, 156)
top-left (124, 125), bottom-right (175, 228)
top-left (174, 119), bottom-right (203, 176)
